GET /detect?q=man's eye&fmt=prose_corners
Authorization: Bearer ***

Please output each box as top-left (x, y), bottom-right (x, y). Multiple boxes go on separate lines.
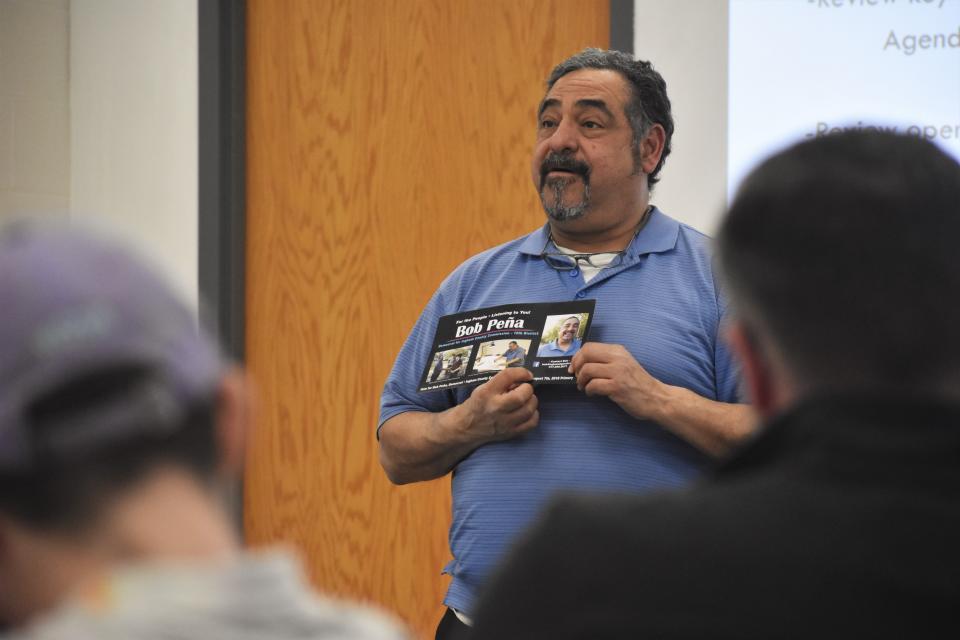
top-left (540, 119), bottom-right (557, 129)
top-left (583, 121), bottom-right (601, 129)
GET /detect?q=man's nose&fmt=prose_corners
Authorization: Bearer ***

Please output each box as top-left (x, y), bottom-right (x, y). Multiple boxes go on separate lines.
top-left (546, 118), bottom-right (579, 154)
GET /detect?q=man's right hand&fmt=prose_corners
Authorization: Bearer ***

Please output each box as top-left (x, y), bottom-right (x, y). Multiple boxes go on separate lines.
top-left (457, 367), bottom-right (539, 445)
top-left (378, 368), bottom-right (539, 484)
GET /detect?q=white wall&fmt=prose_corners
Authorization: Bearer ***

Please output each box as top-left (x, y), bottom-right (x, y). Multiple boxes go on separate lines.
top-left (0, 0), bottom-right (70, 218)
top-left (633, 0), bottom-right (728, 235)
top-left (70, 0), bottom-right (198, 308)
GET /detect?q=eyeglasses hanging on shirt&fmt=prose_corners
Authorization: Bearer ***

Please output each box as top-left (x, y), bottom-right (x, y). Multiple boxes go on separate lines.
top-left (539, 206), bottom-right (652, 274)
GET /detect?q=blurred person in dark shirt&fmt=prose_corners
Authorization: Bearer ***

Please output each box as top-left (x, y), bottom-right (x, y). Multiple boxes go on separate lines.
top-left (472, 131), bottom-right (960, 639)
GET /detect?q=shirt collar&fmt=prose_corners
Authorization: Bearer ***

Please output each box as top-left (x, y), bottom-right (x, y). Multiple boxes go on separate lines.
top-left (517, 207), bottom-right (680, 258)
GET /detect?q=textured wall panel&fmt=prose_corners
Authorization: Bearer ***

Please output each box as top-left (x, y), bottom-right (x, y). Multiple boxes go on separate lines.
top-left (245, 1), bottom-right (608, 635)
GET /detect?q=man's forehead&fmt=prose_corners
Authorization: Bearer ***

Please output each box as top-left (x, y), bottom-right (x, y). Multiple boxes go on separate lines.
top-left (541, 68), bottom-right (630, 109)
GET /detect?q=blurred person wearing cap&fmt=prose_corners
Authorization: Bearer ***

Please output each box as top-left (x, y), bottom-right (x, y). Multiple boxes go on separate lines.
top-left (0, 221), bottom-right (407, 639)
top-left (471, 132), bottom-right (960, 638)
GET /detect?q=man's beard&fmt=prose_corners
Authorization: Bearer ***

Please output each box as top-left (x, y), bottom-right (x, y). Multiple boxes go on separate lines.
top-left (540, 178), bottom-right (590, 222)
top-left (539, 152), bottom-right (591, 222)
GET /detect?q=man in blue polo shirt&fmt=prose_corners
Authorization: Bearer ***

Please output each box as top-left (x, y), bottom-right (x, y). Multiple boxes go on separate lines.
top-left (500, 341), bottom-right (527, 368)
top-left (378, 48), bottom-right (754, 638)
top-left (536, 316), bottom-right (583, 357)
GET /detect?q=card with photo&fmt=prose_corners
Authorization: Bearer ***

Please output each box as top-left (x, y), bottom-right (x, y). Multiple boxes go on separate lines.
top-left (417, 300), bottom-right (595, 392)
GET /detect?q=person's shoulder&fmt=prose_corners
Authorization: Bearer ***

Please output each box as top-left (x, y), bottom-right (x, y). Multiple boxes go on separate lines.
top-left (651, 209), bottom-right (721, 296)
top-left (218, 551), bottom-right (413, 639)
top-left (535, 482), bottom-right (761, 551)
top-left (6, 550), bottom-right (411, 640)
top-left (460, 228), bottom-right (543, 269)
top-left (664, 212), bottom-right (713, 254)
top-left (438, 228), bottom-right (545, 290)
top-left (471, 487), bottom-right (747, 637)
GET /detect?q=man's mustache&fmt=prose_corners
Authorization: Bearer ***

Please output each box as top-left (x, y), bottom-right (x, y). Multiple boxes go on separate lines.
top-left (539, 153), bottom-right (591, 190)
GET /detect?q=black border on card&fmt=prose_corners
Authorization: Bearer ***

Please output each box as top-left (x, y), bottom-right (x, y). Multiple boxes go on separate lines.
top-left (417, 300), bottom-right (596, 393)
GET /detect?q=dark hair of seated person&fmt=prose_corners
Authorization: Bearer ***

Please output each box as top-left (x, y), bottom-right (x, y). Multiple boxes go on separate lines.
top-left (0, 363), bottom-right (218, 533)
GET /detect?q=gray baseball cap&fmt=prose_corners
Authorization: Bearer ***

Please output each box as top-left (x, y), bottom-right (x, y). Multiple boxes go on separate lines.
top-left (0, 220), bottom-right (224, 471)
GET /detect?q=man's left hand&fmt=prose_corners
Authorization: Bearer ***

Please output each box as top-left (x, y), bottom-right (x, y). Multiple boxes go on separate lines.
top-left (569, 342), bottom-right (756, 456)
top-left (568, 342), bottom-right (668, 421)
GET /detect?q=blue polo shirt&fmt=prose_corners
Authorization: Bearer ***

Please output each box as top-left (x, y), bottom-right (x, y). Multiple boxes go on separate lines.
top-left (536, 337), bottom-right (583, 357)
top-left (378, 208), bottom-right (741, 616)
top-left (501, 346), bottom-right (526, 366)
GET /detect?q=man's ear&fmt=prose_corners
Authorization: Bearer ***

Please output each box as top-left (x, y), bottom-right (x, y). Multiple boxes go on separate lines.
top-left (214, 368), bottom-right (255, 477)
top-left (725, 321), bottom-right (779, 418)
top-left (639, 124), bottom-right (666, 176)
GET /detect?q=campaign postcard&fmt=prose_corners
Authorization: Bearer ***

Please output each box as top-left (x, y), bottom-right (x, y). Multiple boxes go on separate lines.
top-left (417, 300), bottom-right (596, 392)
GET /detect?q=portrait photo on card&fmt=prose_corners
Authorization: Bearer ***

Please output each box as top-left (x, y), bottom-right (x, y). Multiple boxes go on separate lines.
top-left (536, 313), bottom-right (589, 358)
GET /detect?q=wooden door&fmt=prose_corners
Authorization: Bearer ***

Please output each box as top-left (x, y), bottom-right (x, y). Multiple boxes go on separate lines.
top-left (244, 2), bottom-right (608, 636)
